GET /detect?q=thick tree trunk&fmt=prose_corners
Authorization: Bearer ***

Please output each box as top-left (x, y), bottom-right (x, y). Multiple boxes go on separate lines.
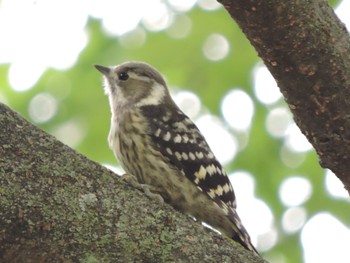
top-left (219, 0), bottom-right (350, 194)
top-left (0, 103), bottom-right (265, 262)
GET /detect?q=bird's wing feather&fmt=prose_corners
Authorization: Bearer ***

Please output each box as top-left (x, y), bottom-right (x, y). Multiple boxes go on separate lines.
top-left (141, 104), bottom-right (236, 209)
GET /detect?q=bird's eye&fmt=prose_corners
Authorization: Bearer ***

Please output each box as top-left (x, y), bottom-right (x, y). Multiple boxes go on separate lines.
top-left (118, 72), bottom-right (129, 81)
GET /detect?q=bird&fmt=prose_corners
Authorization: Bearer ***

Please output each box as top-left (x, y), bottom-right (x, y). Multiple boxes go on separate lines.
top-left (95, 61), bottom-right (258, 255)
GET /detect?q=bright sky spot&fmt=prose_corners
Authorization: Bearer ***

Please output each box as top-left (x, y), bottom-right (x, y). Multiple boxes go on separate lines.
top-left (44, 28), bottom-right (87, 70)
top-left (248, 199), bottom-right (276, 251)
top-left (221, 89), bottom-right (255, 132)
top-left (166, 14), bottom-right (192, 39)
top-left (103, 163), bottom-right (125, 175)
top-left (89, 0), bottom-right (194, 35)
top-left (168, 0), bottom-right (197, 12)
top-left (257, 227), bottom-right (278, 252)
top-left (52, 118), bottom-right (87, 148)
top-left (243, 198), bottom-right (274, 237)
top-left (119, 27), bottom-right (147, 49)
top-left (229, 171), bottom-right (275, 250)
top-left (8, 62), bottom-right (46, 92)
top-left (142, 1), bottom-right (173, 32)
top-left (280, 145), bottom-right (306, 168)
top-left (0, 0), bottom-right (88, 90)
top-left (282, 207), bottom-right (307, 234)
top-left (28, 93), bottom-right (58, 123)
top-left (266, 107), bottom-right (293, 138)
top-left (301, 213), bottom-right (350, 263)
top-left (229, 171), bottom-right (256, 203)
top-left (89, 0), bottom-right (144, 36)
top-left (202, 33), bottom-right (230, 61)
top-left (335, 0), bottom-right (350, 29)
top-left (325, 169), bottom-right (349, 200)
top-left (173, 90), bottom-right (201, 119)
top-left (197, 0), bottom-right (222, 11)
top-left (253, 64), bottom-right (282, 105)
top-left (279, 176), bottom-right (312, 207)
top-left (284, 123), bottom-right (312, 153)
top-left (195, 114), bottom-right (237, 165)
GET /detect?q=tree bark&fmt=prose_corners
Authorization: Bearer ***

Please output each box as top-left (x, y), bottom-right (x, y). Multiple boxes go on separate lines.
top-left (0, 102), bottom-right (265, 262)
top-left (218, 0), bottom-right (350, 194)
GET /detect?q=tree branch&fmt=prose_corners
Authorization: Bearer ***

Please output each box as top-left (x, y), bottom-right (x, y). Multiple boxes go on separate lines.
top-left (218, 0), bottom-right (350, 194)
top-left (0, 103), bottom-right (265, 262)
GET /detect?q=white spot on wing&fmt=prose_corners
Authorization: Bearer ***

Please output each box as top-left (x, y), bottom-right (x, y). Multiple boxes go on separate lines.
top-left (173, 121), bottom-right (188, 130)
top-left (207, 152), bottom-right (214, 159)
top-left (166, 147), bottom-right (173, 155)
top-left (195, 152), bottom-right (204, 159)
top-left (174, 134), bottom-right (182, 143)
top-left (189, 152), bottom-right (196, 160)
top-left (194, 165), bottom-right (207, 180)
top-left (163, 131), bottom-right (171, 141)
top-left (222, 183), bottom-right (230, 193)
top-left (206, 164), bottom-right (217, 175)
top-left (215, 185), bottom-right (224, 196)
top-left (208, 189), bottom-right (216, 199)
top-left (175, 151), bottom-right (182, 160)
top-left (155, 129), bottom-right (161, 137)
top-left (162, 113), bottom-right (171, 122)
top-left (182, 152), bottom-right (188, 160)
top-left (182, 134), bottom-right (189, 143)
top-left (184, 118), bottom-right (193, 124)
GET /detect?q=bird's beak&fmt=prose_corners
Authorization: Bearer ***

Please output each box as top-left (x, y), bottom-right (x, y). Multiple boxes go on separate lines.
top-left (94, 64), bottom-right (111, 76)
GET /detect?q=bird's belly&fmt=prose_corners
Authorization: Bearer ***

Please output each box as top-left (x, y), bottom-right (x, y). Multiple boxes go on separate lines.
top-left (112, 127), bottom-right (201, 204)
top-left (110, 125), bottom-right (236, 241)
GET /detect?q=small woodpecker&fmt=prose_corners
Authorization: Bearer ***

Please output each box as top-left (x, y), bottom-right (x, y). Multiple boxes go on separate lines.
top-left (95, 61), bottom-right (259, 255)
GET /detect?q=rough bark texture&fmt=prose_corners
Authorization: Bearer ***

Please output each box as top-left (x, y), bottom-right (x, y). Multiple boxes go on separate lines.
top-left (0, 103), bottom-right (265, 262)
top-left (218, 0), bottom-right (350, 194)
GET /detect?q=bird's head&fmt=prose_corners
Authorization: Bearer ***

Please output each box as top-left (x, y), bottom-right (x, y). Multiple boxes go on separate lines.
top-left (95, 61), bottom-right (172, 109)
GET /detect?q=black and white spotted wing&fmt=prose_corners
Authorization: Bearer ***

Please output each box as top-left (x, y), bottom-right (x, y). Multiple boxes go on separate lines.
top-left (141, 104), bottom-right (237, 209)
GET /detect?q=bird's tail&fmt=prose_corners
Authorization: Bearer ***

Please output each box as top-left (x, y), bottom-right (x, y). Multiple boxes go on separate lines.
top-left (228, 208), bottom-right (260, 256)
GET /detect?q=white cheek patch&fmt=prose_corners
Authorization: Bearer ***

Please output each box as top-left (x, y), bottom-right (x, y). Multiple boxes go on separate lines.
top-left (135, 82), bottom-right (166, 107)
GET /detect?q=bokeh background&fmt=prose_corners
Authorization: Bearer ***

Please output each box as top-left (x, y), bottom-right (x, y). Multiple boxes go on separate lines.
top-left (0, 0), bottom-right (349, 262)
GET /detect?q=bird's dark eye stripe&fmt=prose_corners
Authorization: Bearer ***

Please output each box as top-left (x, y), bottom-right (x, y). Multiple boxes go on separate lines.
top-left (119, 72), bottom-right (129, 81)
